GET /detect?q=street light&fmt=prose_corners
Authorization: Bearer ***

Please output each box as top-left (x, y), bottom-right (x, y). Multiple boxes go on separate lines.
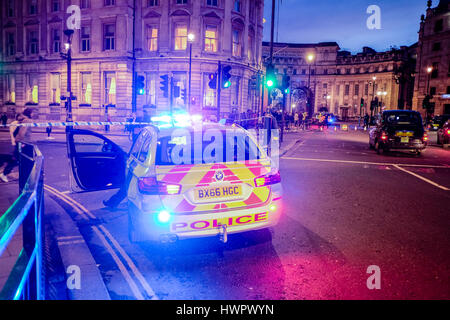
top-left (307, 53), bottom-right (315, 116)
top-left (188, 33), bottom-right (195, 112)
top-left (62, 29), bottom-right (74, 124)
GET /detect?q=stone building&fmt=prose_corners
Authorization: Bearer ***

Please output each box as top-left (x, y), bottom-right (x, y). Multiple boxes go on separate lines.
top-left (0, 0), bottom-right (264, 122)
top-left (262, 42), bottom-right (417, 120)
top-left (412, 0), bottom-right (450, 118)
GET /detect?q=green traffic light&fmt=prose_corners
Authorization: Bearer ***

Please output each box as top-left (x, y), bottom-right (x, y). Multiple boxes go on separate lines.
top-left (224, 80), bottom-right (231, 88)
top-left (285, 88), bottom-right (290, 94)
top-left (266, 79), bottom-right (274, 87)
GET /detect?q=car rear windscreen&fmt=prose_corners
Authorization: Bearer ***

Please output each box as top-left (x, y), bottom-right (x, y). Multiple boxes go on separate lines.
top-left (156, 129), bottom-right (263, 166)
top-left (384, 113), bottom-right (422, 126)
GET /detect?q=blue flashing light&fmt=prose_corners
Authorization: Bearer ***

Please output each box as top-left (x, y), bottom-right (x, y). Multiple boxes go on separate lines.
top-left (157, 210), bottom-right (171, 224)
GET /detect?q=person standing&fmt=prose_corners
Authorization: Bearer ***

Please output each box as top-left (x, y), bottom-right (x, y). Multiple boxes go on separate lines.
top-left (0, 109), bottom-right (33, 182)
top-left (1, 113), bottom-right (7, 127)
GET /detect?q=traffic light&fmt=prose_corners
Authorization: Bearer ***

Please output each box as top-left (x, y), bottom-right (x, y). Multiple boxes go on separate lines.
top-left (160, 74), bottom-right (169, 98)
top-left (360, 98), bottom-right (365, 108)
top-left (282, 74), bottom-right (291, 94)
top-left (173, 85), bottom-right (180, 98)
top-left (136, 75), bottom-right (145, 95)
top-left (265, 64), bottom-right (276, 88)
top-left (422, 95), bottom-right (431, 109)
top-left (222, 65), bottom-right (232, 89)
top-left (208, 73), bottom-right (217, 89)
top-left (181, 88), bottom-right (187, 102)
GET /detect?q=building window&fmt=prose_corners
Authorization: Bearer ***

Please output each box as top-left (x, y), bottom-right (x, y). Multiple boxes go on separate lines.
top-left (103, 24), bottom-right (116, 51)
top-left (174, 26), bottom-right (187, 50)
top-left (80, 0), bottom-right (91, 9)
top-left (431, 62), bottom-right (439, 79)
top-left (52, 29), bottom-right (61, 53)
top-left (354, 84), bottom-right (359, 96)
top-left (248, 35), bottom-right (254, 61)
top-left (204, 25), bottom-right (218, 52)
top-left (446, 86), bottom-right (450, 94)
top-left (172, 73), bottom-right (187, 109)
top-left (344, 84), bottom-right (350, 96)
top-left (50, 73), bottom-right (61, 105)
top-left (323, 69), bottom-right (328, 75)
top-left (104, 0), bottom-right (115, 6)
top-left (146, 26), bottom-right (158, 52)
top-left (176, 0), bottom-right (187, 4)
top-left (28, 30), bottom-right (39, 55)
top-left (232, 30), bottom-right (241, 57)
top-left (336, 85), bottom-right (340, 95)
top-left (365, 83), bottom-right (369, 96)
top-left (233, 0), bottom-right (241, 12)
top-left (145, 73), bottom-right (157, 106)
top-left (51, 0), bottom-right (60, 12)
top-left (302, 69), bottom-right (306, 75)
top-left (203, 74), bottom-right (216, 108)
top-left (430, 87), bottom-right (437, 96)
top-left (29, 0), bottom-right (38, 15)
top-left (434, 19), bottom-right (444, 33)
top-left (6, 0), bottom-right (15, 17)
top-left (207, 0), bottom-right (218, 6)
top-left (6, 32), bottom-right (15, 56)
top-left (104, 72), bottom-right (116, 105)
top-left (6, 74), bottom-right (16, 104)
top-left (80, 26), bottom-right (91, 52)
top-left (432, 42), bottom-right (441, 51)
top-left (81, 72), bottom-right (92, 105)
top-left (147, 0), bottom-right (158, 6)
top-left (27, 74), bottom-right (39, 104)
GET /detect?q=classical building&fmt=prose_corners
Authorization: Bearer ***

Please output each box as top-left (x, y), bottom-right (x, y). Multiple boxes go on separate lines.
top-left (0, 0), bottom-right (264, 122)
top-left (262, 42), bottom-right (417, 119)
top-left (412, 0), bottom-right (450, 118)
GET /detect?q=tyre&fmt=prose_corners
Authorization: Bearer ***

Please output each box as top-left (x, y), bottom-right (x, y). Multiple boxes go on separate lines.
top-left (375, 140), bottom-right (382, 154)
top-left (128, 203), bottom-right (148, 244)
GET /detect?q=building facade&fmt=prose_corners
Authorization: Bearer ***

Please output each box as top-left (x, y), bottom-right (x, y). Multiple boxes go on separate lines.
top-left (0, 0), bottom-right (264, 122)
top-left (262, 42), bottom-right (417, 120)
top-left (412, 0), bottom-right (450, 118)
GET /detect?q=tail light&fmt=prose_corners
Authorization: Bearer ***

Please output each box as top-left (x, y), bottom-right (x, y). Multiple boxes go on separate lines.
top-left (138, 177), bottom-right (181, 195)
top-left (423, 133), bottom-right (429, 142)
top-left (254, 170), bottom-right (281, 187)
top-left (381, 132), bottom-right (388, 141)
top-left (446, 129), bottom-right (450, 136)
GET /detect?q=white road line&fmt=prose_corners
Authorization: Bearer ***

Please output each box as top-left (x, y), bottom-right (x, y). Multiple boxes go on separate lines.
top-left (392, 165), bottom-right (450, 191)
top-left (44, 185), bottom-right (157, 299)
top-left (281, 156), bottom-right (449, 169)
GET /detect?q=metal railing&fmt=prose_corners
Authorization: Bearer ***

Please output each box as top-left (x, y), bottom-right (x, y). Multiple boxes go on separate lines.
top-left (0, 142), bottom-right (45, 300)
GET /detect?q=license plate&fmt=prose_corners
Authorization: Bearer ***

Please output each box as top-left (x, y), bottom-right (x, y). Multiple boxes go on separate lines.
top-left (401, 137), bottom-right (409, 143)
top-left (194, 185), bottom-right (242, 201)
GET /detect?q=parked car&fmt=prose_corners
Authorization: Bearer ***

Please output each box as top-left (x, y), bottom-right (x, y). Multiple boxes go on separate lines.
top-left (429, 114), bottom-right (450, 131)
top-left (437, 121), bottom-right (450, 146)
top-left (369, 110), bottom-right (428, 155)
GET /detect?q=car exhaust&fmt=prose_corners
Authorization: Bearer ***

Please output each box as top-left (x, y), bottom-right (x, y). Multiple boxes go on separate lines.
top-left (219, 224), bottom-right (228, 244)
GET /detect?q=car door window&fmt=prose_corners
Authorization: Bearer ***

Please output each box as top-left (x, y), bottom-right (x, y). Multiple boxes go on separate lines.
top-left (138, 136), bottom-right (152, 163)
top-left (130, 131), bottom-right (147, 159)
top-left (73, 134), bottom-right (118, 154)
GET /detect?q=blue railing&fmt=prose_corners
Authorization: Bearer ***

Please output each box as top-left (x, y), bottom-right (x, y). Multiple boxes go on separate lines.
top-left (0, 143), bottom-right (45, 300)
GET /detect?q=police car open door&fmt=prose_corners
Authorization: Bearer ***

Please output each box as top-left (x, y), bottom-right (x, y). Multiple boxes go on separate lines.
top-left (66, 129), bottom-right (127, 192)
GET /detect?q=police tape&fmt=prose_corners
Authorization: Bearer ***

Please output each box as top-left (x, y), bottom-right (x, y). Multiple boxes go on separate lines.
top-left (1, 121), bottom-right (154, 128)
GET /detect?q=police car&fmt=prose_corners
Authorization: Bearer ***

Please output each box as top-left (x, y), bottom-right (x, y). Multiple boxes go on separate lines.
top-left (66, 115), bottom-right (282, 243)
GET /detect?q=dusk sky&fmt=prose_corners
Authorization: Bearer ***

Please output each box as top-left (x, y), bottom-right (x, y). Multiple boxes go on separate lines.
top-left (263, 0), bottom-right (428, 53)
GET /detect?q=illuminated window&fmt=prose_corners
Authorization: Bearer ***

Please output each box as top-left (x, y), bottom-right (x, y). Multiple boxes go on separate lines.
top-left (50, 73), bottom-right (61, 104)
top-left (146, 26), bottom-right (158, 51)
top-left (145, 73), bottom-right (157, 106)
top-left (104, 72), bottom-right (116, 105)
top-left (81, 72), bottom-right (92, 105)
top-left (232, 30), bottom-right (241, 57)
top-left (27, 74), bottom-right (39, 104)
top-left (204, 25), bottom-right (217, 52)
top-left (172, 73), bottom-right (187, 109)
top-left (203, 74), bottom-right (216, 108)
top-left (6, 74), bottom-right (16, 103)
top-left (174, 26), bottom-right (187, 50)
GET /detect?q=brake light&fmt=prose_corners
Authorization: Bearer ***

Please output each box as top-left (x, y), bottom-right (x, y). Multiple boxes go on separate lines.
top-left (381, 132), bottom-right (388, 141)
top-left (423, 133), bottom-right (429, 142)
top-left (254, 170), bottom-right (281, 187)
top-left (446, 129), bottom-right (450, 136)
top-left (138, 177), bottom-right (181, 195)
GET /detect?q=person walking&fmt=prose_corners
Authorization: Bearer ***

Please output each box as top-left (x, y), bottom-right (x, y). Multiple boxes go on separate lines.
top-left (0, 109), bottom-right (34, 183)
top-left (364, 113), bottom-right (370, 130)
top-left (1, 113), bottom-right (7, 127)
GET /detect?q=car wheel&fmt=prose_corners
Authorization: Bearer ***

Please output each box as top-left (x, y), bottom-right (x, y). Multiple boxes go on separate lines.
top-left (416, 150), bottom-right (422, 156)
top-left (128, 203), bottom-right (147, 244)
top-left (375, 140), bottom-right (382, 154)
top-left (437, 134), bottom-right (441, 145)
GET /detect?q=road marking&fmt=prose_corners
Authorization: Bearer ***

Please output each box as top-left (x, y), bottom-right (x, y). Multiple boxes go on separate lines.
top-left (281, 156), bottom-right (449, 169)
top-left (44, 185), bottom-right (158, 300)
top-left (392, 165), bottom-right (450, 191)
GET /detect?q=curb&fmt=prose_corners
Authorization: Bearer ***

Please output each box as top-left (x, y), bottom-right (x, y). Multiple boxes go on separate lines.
top-left (45, 194), bottom-right (111, 300)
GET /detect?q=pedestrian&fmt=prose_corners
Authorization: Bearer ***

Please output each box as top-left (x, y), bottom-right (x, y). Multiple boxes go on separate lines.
top-left (364, 113), bottom-right (370, 130)
top-left (46, 126), bottom-right (53, 139)
top-left (294, 112), bottom-right (299, 128)
top-left (0, 108), bottom-right (34, 183)
top-left (1, 113), bottom-right (7, 127)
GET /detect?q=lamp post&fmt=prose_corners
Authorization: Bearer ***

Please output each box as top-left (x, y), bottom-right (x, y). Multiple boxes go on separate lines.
top-left (377, 91), bottom-right (387, 113)
top-left (307, 53), bottom-right (315, 116)
top-left (63, 29), bottom-right (74, 124)
top-left (188, 33), bottom-right (195, 112)
top-left (370, 76), bottom-right (377, 117)
top-left (426, 66), bottom-right (433, 96)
